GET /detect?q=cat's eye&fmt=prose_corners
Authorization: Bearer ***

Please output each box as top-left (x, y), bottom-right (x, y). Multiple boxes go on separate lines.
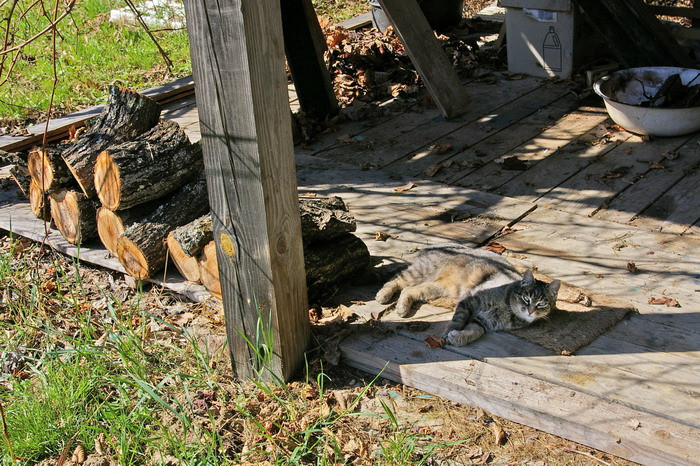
top-left (521, 296), bottom-right (530, 304)
top-left (536, 302), bottom-right (547, 309)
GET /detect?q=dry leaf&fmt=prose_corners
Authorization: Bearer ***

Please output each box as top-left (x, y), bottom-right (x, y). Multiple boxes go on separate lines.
top-left (393, 182), bottom-right (415, 193)
top-left (318, 314), bottom-right (342, 325)
top-left (648, 296), bottom-right (681, 307)
top-left (484, 242), bottom-right (506, 255)
top-left (418, 404), bottom-right (433, 413)
top-left (71, 445), bottom-right (86, 464)
top-left (337, 304), bottom-right (356, 321)
top-left (371, 308), bottom-right (386, 320)
top-left (308, 306), bottom-right (322, 323)
top-left (663, 150), bottom-right (679, 160)
top-left (337, 134), bottom-right (355, 143)
top-left (423, 163), bottom-right (442, 177)
top-left (423, 334), bottom-right (445, 349)
top-left (628, 418), bottom-right (641, 430)
top-left (626, 261), bottom-right (639, 273)
top-left (491, 422), bottom-right (506, 445)
top-left (374, 231), bottom-right (397, 241)
top-left (68, 124), bottom-right (77, 142)
top-left (429, 143), bottom-right (453, 154)
top-left (648, 162), bottom-right (665, 169)
top-left (601, 166), bottom-right (631, 179)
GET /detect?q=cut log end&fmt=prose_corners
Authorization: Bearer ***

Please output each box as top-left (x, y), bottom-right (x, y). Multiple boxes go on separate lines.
top-left (167, 232), bottom-right (201, 283)
top-left (29, 180), bottom-right (50, 221)
top-left (94, 150), bottom-right (121, 210)
top-left (117, 236), bottom-right (150, 280)
top-left (27, 149), bottom-right (54, 192)
top-left (198, 241), bottom-right (221, 300)
top-left (96, 207), bottom-right (125, 256)
top-left (49, 190), bottom-right (97, 244)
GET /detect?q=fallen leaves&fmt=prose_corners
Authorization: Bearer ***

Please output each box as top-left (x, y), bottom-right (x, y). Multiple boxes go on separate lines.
top-left (648, 296), bottom-right (681, 307)
top-left (393, 181), bottom-right (415, 193)
top-left (374, 231), bottom-right (398, 241)
top-left (626, 261), bottom-right (639, 273)
top-left (601, 165), bottom-right (631, 179)
top-left (423, 334), bottom-right (445, 349)
top-left (428, 143), bottom-right (453, 154)
top-left (491, 422), bottom-right (507, 445)
top-left (484, 241), bottom-right (506, 255)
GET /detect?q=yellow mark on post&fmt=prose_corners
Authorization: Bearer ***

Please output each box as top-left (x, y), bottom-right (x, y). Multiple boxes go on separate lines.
top-left (219, 233), bottom-right (236, 257)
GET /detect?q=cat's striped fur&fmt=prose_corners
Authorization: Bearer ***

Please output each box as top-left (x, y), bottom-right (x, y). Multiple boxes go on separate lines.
top-left (375, 243), bottom-right (561, 346)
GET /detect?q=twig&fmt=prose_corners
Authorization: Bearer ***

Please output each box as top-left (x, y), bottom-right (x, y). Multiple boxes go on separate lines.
top-left (0, 401), bottom-right (15, 464)
top-left (561, 446), bottom-right (611, 466)
top-left (55, 431), bottom-right (79, 466)
top-left (0, 1), bottom-right (76, 56)
top-left (123, 0), bottom-right (173, 74)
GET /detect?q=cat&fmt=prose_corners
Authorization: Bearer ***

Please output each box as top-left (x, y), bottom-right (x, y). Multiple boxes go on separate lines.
top-left (375, 243), bottom-right (561, 346)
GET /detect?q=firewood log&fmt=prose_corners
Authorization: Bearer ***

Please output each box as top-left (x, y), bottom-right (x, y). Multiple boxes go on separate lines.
top-left (303, 233), bottom-right (370, 299)
top-left (167, 231), bottom-right (202, 283)
top-left (198, 240), bottom-right (221, 299)
top-left (27, 147), bottom-right (73, 193)
top-left (116, 175), bottom-right (209, 279)
top-left (29, 179), bottom-right (51, 221)
top-left (94, 120), bottom-right (203, 210)
top-left (299, 196), bottom-right (357, 244)
top-left (49, 189), bottom-right (99, 244)
top-left (1, 150), bottom-right (30, 198)
top-left (62, 86), bottom-right (161, 198)
top-left (96, 198), bottom-right (163, 256)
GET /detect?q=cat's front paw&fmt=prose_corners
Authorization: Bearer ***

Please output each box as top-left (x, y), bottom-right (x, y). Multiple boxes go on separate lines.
top-left (446, 324), bottom-right (485, 346)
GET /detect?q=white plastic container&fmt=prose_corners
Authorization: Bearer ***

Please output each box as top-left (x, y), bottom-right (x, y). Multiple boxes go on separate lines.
top-left (500, 0), bottom-right (575, 79)
top-left (593, 67), bottom-right (700, 137)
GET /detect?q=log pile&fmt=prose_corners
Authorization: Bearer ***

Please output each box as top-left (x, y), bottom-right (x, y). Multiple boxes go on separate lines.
top-left (167, 196), bottom-right (370, 301)
top-left (5, 86), bottom-right (371, 301)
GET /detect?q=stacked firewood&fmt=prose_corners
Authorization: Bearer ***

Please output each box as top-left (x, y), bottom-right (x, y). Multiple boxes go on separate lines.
top-left (9, 86), bottom-right (370, 300)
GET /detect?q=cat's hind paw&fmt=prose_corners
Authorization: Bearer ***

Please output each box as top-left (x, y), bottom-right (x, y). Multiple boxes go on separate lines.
top-left (375, 287), bottom-right (396, 304)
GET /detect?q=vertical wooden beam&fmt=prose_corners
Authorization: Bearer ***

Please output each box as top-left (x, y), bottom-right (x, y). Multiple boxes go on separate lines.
top-left (281, 0), bottom-right (338, 119)
top-left (183, 0), bottom-right (310, 381)
top-left (377, 0), bottom-right (470, 119)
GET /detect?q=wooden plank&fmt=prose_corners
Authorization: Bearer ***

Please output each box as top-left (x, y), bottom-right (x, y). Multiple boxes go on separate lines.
top-left (536, 132), bottom-right (696, 217)
top-left (496, 208), bottom-right (700, 329)
top-left (315, 76), bottom-right (543, 168)
top-left (385, 81), bottom-right (575, 178)
top-left (0, 75), bottom-right (195, 153)
top-left (498, 124), bottom-right (634, 202)
top-left (631, 167), bottom-right (700, 235)
top-left (183, 0), bottom-right (309, 381)
top-left (453, 109), bottom-right (609, 192)
top-left (594, 134), bottom-right (700, 225)
top-left (340, 332), bottom-right (700, 466)
top-left (338, 11), bottom-right (373, 30)
top-left (281, 0), bottom-right (338, 118)
top-left (377, 0), bottom-right (470, 119)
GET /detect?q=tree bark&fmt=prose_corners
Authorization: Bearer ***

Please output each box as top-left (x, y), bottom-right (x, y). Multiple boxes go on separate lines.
top-left (10, 163), bottom-right (30, 199)
top-left (96, 198), bottom-right (164, 256)
top-left (304, 233), bottom-right (370, 300)
top-left (116, 175), bottom-right (210, 279)
top-left (49, 189), bottom-right (99, 244)
top-left (27, 147), bottom-right (73, 193)
top-left (62, 85), bottom-right (161, 198)
top-left (299, 196), bottom-right (357, 243)
top-left (198, 240), bottom-right (221, 299)
top-left (94, 121), bottom-right (203, 210)
top-left (170, 213), bottom-right (213, 257)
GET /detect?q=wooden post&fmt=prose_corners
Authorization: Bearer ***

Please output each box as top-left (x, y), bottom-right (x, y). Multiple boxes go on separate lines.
top-left (183, 0), bottom-right (310, 381)
top-left (281, 0), bottom-right (338, 119)
top-left (377, 0), bottom-right (470, 119)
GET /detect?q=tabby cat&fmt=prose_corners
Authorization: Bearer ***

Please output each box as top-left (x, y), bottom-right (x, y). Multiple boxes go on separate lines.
top-left (375, 243), bottom-right (561, 346)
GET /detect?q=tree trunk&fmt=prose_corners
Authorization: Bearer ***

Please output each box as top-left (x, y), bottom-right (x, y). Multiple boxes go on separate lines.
top-left (94, 121), bottom-right (203, 210)
top-left (304, 233), bottom-right (370, 300)
top-left (29, 179), bottom-right (51, 221)
top-left (167, 231), bottom-right (202, 283)
top-left (299, 196), bottom-right (357, 243)
top-left (116, 175), bottom-right (209, 279)
top-left (198, 240), bottom-right (221, 299)
top-left (49, 189), bottom-right (99, 244)
top-left (27, 147), bottom-right (73, 193)
top-left (62, 86), bottom-right (161, 198)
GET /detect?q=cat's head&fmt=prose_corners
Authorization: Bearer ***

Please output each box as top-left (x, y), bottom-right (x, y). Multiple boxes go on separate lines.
top-left (510, 270), bottom-right (560, 323)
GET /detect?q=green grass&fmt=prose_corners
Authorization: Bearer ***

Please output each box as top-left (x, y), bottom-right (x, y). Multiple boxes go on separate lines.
top-left (0, 0), bottom-right (191, 123)
top-left (312, 0), bottom-right (369, 23)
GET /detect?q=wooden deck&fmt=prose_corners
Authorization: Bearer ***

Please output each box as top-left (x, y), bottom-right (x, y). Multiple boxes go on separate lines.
top-left (1, 73), bottom-right (699, 464)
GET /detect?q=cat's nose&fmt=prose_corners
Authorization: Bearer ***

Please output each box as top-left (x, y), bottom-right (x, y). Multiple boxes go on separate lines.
top-left (527, 309), bottom-right (535, 315)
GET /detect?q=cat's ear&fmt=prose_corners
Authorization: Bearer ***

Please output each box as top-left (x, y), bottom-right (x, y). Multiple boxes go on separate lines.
top-left (548, 279), bottom-right (561, 296)
top-left (522, 269), bottom-right (535, 285)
